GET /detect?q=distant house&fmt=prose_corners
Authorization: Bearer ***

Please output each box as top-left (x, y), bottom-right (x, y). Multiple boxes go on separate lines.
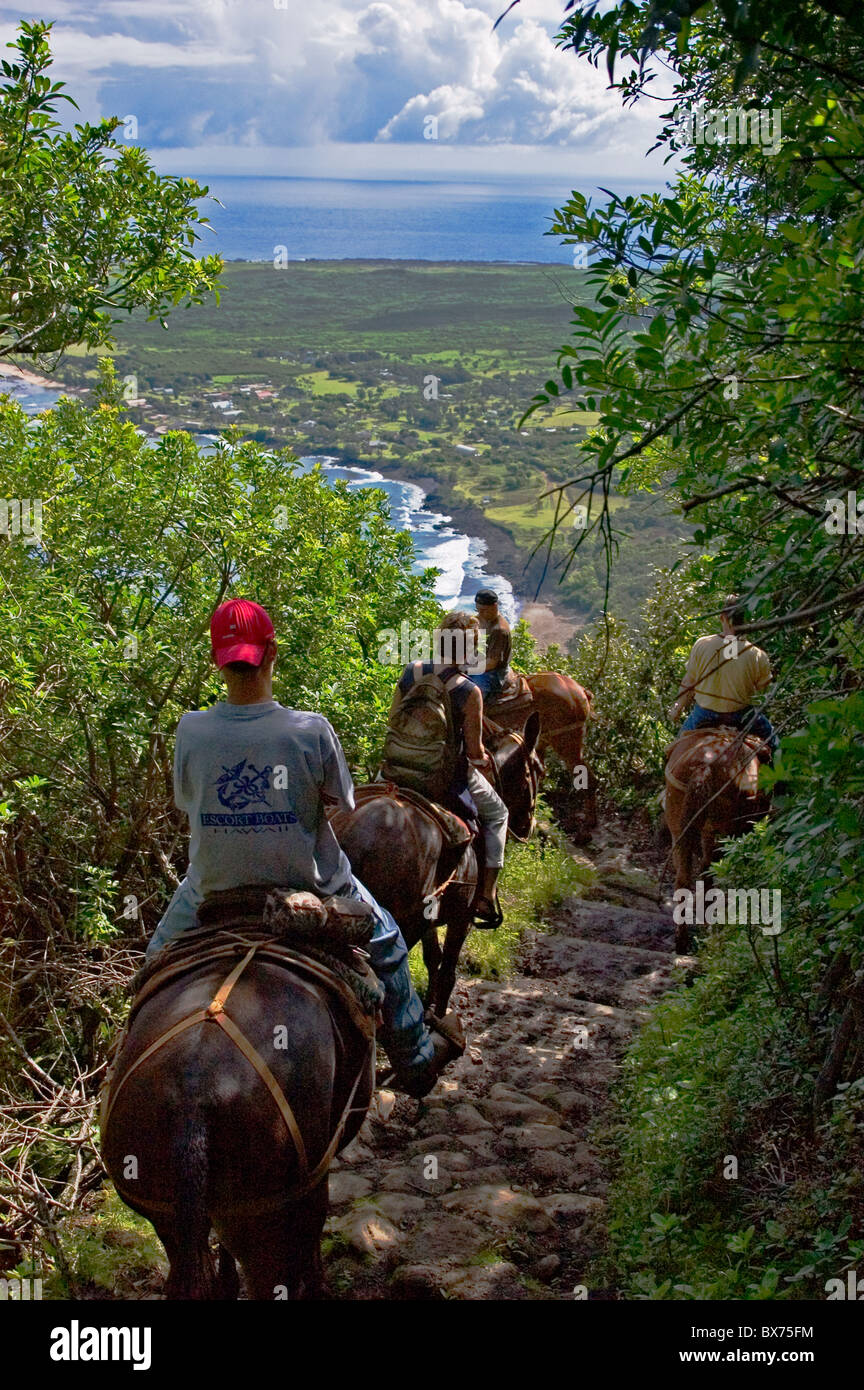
top-left (211, 399), bottom-right (233, 410)
top-left (455, 444), bottom-right (477, 454)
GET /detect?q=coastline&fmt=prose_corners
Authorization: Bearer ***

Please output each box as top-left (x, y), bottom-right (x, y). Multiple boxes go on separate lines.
top-left (0, 362), bottom-right (78, 393)
top-left (393, 472), bottom-right (586, 652)
top-left (0, 364), bottom-right (584, 651)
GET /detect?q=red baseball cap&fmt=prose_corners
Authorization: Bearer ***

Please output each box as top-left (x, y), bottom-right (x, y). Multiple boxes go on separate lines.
top-left (210, 599), bottom-right (275, 668)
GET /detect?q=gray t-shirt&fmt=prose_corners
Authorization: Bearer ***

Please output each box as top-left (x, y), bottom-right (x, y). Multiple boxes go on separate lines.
top-left (173, 699), bottom-right (355, 900)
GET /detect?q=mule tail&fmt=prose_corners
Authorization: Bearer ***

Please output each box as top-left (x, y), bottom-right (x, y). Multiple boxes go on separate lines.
top-left (166, 1107), bottom-right (217, 1300)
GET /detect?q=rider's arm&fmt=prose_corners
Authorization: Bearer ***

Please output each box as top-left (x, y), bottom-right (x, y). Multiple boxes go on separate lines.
top-left (173, 716), bottom-right (191, 813)
top-left (484, 626), bottom-right (504, 672)
top-left (668, 643), bottom-right (700, 721)
top-left (750, 647), bottom-right (772, 699)
top-left (463, 685), bottom-right (491, 770)
top-left (669, 681), bottom-right (695, 720)
top-left (319, 718), bottom-right (355, 811)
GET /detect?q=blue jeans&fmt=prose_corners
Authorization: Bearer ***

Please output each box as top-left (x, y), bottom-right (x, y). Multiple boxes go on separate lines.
top-left (681, 703), bottom-right (779, 756)
top-left (470, 669), bottom-right (506, 699)
top-left (146, 875), bottom-right (435, 1083)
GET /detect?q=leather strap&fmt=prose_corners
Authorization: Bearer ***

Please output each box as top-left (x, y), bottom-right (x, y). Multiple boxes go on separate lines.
top-left (101, 1008), bottom-right (211, 1132)
top-left (110, 1037), bottom-right (374, 1217)
top-left (214, 1010), bottom-right (309, 1176)
top-left (544, 717), bottom-right (587, 739)
top-left (101, 945), bottom-right (258, 1132)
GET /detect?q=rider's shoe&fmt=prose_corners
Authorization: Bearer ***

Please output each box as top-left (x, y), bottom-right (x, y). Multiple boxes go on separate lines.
top-left (394, 1011), bottom-right (465, 1099)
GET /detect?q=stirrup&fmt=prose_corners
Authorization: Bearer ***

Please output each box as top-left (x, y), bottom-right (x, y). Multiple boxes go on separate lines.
top-left (473, 893), bottom-right (503, 930)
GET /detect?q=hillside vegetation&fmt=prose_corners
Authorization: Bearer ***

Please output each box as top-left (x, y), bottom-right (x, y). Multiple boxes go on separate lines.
top-left (59, 259), bottom-right (688, 626)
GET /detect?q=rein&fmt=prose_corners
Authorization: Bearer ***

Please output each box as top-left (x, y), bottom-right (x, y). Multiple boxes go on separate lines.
top-left (105, 942), bottom-right (374, 1213)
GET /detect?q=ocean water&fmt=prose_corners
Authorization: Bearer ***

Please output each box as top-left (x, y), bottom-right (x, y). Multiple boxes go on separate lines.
top-left (0, 372), bottom-right (516, 619)
top-left (191, 176), bottom-right (574, 266)
top-left (303, 458), bottom-right (515, 617)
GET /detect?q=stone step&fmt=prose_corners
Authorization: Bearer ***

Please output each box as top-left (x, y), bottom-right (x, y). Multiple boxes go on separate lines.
top-left (553, 896), bottom-right (674, 952)
top-left (520, 931), bottom-right (676, 1008)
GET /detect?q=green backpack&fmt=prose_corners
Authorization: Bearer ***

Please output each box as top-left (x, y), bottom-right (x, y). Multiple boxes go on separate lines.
top-left (380, 664), bottom-right (467, 802)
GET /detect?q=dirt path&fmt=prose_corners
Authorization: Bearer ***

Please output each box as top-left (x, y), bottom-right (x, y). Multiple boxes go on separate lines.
top-left (324, 819), bottom-right (682, 1300)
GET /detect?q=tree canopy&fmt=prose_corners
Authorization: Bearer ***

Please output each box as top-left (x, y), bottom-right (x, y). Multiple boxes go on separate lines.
top-left (0, 21), bottom-right (221, 361)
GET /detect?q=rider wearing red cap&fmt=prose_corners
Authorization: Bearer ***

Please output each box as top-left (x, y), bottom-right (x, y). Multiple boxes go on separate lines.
top-left (147, 598), bottom-right (459, 1097)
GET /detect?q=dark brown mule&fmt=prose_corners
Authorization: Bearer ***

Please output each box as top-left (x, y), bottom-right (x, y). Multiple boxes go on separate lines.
top-left (661, 729), bottom-right (771, 952)
top-left (101, 943), bottom-right (373, 1300)
top-left (488, 672), bottom-right (596, 828)
top-left (332, 713), bottom-right (544, 1016)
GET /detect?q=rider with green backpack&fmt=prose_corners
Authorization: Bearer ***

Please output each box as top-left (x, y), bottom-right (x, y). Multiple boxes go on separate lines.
top-left (382, 610), bottom-right (509, 928)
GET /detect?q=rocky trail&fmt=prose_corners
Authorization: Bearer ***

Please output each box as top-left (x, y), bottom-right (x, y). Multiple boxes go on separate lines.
top-left (323, 817), bottom-right (684, 1300)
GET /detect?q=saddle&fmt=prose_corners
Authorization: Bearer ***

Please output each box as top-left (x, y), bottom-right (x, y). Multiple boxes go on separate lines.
top-left (132, 888), bottom-right (383, 1023)
top-left (664, 728), bottom-right (770, 797)
top-left (485, 672), bottom-right (533, 725)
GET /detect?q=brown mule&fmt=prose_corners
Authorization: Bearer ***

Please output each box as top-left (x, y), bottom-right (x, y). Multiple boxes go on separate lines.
top-left (332, 714), bottom-right (543, 1016)
top-left (661, 729), bottom-right (771, 952)
top-left (101, 930), bottom-right (375, 1300)
top-left (487, 671), bottom-right (596, 829)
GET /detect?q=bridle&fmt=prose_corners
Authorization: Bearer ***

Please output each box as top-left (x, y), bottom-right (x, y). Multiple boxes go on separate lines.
top-left (487, 724), bottom-right (544, 843)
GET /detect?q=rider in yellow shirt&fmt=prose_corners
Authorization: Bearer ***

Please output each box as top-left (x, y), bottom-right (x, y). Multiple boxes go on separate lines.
top-left (668, 595), bottom-right (779, 756)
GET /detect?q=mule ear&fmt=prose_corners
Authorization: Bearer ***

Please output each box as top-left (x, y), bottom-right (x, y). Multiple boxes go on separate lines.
top-left (523, 710), bottom-right (541, 756)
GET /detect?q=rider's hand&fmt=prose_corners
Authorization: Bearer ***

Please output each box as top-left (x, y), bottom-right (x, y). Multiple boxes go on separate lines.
top-left (473, 751), bottom-right (493, 777)
top-left (667, 703), bottom-right (681, 723)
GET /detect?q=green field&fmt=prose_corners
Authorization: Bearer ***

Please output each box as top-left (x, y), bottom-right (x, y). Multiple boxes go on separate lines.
top-left (63, 261), bottom-right (687, 628)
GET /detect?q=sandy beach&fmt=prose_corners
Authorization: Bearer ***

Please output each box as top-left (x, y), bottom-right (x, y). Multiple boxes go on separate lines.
top-left (519, 601), bottom-right (583, 653)
top-left (0, 362), bottom-right (69, 391)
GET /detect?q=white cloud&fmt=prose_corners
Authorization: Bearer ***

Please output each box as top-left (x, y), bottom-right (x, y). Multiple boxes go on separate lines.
top-left (0, 0), bottom-right (667, 181)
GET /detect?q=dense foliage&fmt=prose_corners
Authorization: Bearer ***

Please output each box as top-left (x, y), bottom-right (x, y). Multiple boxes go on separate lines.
top-left (0, 22), bottom-right (221, 361)
top-left (0, 367), bottom-right (440, 947)
top-left (534, 0), bottom-right (864, 1298)
top-left (0, 365), bottom-right (442, 1270)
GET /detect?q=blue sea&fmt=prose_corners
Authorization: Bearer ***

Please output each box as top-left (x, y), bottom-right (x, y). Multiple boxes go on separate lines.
top-left (189, 177), bottom-right (577, 265)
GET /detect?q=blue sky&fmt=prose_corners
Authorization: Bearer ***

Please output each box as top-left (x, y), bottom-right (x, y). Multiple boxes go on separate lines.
top-left (2, 0), bottom-right (670, 190)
